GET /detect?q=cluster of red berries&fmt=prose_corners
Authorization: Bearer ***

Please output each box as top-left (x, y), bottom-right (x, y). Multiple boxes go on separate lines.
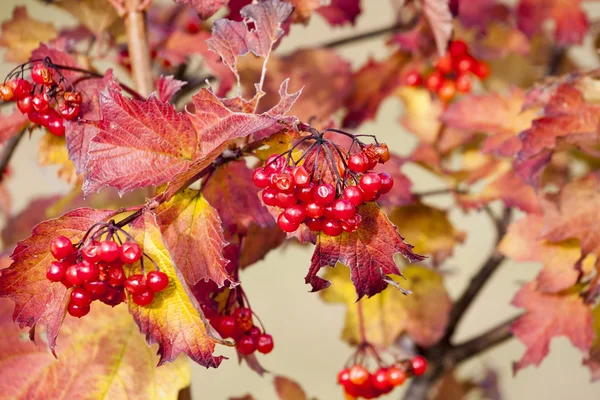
top-left (0, 62), bottom-right (83, 136)
top-left (205, 306), bottom-right (274, 355)
top-left (46, 234), bottom-right (169, 318)
top-left (337, 356), bottom-right (427, 399)
top-left (252, 142), bottom-right (393, 237)
top-left (404, 40), bottom-right (490, 103)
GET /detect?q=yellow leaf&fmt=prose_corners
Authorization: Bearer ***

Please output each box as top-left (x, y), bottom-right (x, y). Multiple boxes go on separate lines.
top-left (50, 0), bottom-right (121, 36)
top-left (38, 132), bottom-right (80, 185)
top-left (0, 7), bottom-right (57, 63)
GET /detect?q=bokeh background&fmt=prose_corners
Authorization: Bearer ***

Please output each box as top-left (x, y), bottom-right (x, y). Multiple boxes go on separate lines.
top-left (0, 0), bottom-right (599, 399)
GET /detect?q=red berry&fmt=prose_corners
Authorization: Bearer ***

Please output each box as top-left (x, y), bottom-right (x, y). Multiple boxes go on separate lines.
top-left (17, 96), bottom-right (33, 114)
top-left (28, 111), bottom-right (41, 125)
top-left (99, 240), bottom-right (120, 263)
top-left (261, 187), bottom-right (278, 206)
top-left (31, 64), bottom-right (53, 85)
top-left (12, 79), bottom-right (32, 100)
top-left (32, 93), bottom-right (50, 112)
top-left (0, 83), bottom-right (14, 101)
top-left (275, 191), bottom-right (297, 208)
top-left (473, 61), bottom-right (490, 79)
top-left (455, 74), bottom-right (472, 93)
top-left (67, 302), bottom-right (90, 318)
top-left (387, 366), bottom-right (407, 386)
top-left (57, 102), bottom-right (80, 120)
top-left (305, 201), bottom-right (325, 218)
top-left (332, 199), bottom-right (356, 220)
top-left (341, 214), bottom-right (362, 233)
top-left (347, 153), bottom-right (370, 173)
top-left (277, 212), bottom-right (299, 233)
top-left (248, 326), bottom-right (261, 339)
top-left (372, 368), bottom-right (391, 391)
top-left (313, 183), bottom-right (336, 205)
top-left (120, 242), bottom-right (142, 263)
top-left (362, 189), bottom-right (381, 202)
top-left (359, 173), bottom-right (382, 194)
top-left (132, 289), bottom-right (155, 306)
top-left (47, 114), bottom-right (65, 136)
top-left (107, 264), bottom-right (126, 286)
top-left (63, 91), bottom-right (82, 105)
top-left (100, 287), bottom-right (125, 306)
top-left (438, 79), bottom-right (457, 103)
top-left (252, 168), bottom-right (271, 188)
top-left (304, 217), bottom-right (323, 231)
top-left (343, 186), bottom-right (364, 206)
top-left (264, 154), bottom-right (286, 173)
top-left (455, 55), bottom-right (476, 74)
top-left (147, 271), bottom-right (169, 292)
top-left (77, 260), bottom-right (99, 282)
top-left (271, 172), bottom-right (294, 192)
top-left (233, 307), bottom-right (253, 331)
top-left (291, 165), bottom-right (310, 187)
top-left (51, 236), bottom-right (74, 260)
top-left (124, 274), bottom-right (147, 295)
top-left (284, 204), bottom-right (306, 224)
top-left (404, 70), bottom-right (422, 87)
top-left (81, 243), bottom-right (101, 263)
top-left (435, 53), bottom-right (453, 74)
top-left (375, 143), bottom-right (390, 163)
top-left (411, 355), bottom-right (427, 376)
top-left (257, 333), bottom-right (274, 354)
top-left (349, 365), bottom-right (369, 386)
top-left (46, 261), bottom-right (66, 282)
top-left (378, 172), bottom-right (394, 194)
top-left (84, 280), bottom-right (109, 296)
top-left (218, 315), bottom-right (237, 338)
top-left (70, 287), bottom-right (93, 306)
top-left (337, 368), bottom-right (351, 385)
top-left (236, 335), bottom-right (257, 355)
top-left (449, 40), bottom-right (469, 58)
top-left (322, 219), bottom-right (343, 237)
top-left (296, 184), bottom-right (313, 202)
top-left (424, 71), bottom-right (444, 92)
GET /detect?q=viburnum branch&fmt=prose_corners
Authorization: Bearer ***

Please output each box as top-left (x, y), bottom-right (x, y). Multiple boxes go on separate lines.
top-left (357, 300), bottom-right (367, 344)
top-left (0, 128), bottom-right (26, 184)
top-left (414, 187), bottom-right (467, 198)
top-left (321, 22), bottom-right (408, 49)
top-left (122, 0), bottom-right (153, 97)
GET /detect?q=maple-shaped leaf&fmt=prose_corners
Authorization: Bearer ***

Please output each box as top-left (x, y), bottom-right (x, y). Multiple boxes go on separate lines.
top-left (321, 265), bottom-right (451, 347)
top-left (540, 173), bottom-right (600, 257)
top-left (238, 224), bottom-right (286, 268)
top-left (0, 299), bottom-right (190, 399)
top-left (156, 75), bottom-right (187, 103)
top-left (307, 202), bottom-right (424, 299)
top-left (511, 282), bottom-right (594, 372)
top-left (0, 208), bottom-right (115, 353)
top-left (422, 0), bottom-right (453, 56)
top-left (175, 0), bottom-right (229, 19)
top-left (126, 211), bottom-right (225, 367)
top-left (38, 132), bottom-right (79, 184)
top-left (387, 202), bottom-right (465, 266)
top-left (441, 88), bottom-right (539, 156)
top-left (584, 304), bottom-right (600, 381)
top-left (48, 0), bottom-right (121, 38)
top-left (274, 376), bottom-right (309, 400)
top-left (156, 189), bottom-right (232, 287)
top-left (499, 214), bottom-right (592, 293)
top-left (343, 52), bottom-right (409, 128)
top-left (516, 0), bottom-right (588, 45)
top-left (0, 108), bottom-right (29, 145)
top-left (317, 0), bottom-right (361, 26)
top-left (203, 160), bottom-right (275, 236)
top-left (0, 6), bottom-right (57, 62)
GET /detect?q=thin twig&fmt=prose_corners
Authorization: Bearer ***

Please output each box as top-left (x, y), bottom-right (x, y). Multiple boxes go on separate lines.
top-left (321, 22), bottom-right (406, 49)
top-left (0, 129), bottom-right (26, 184)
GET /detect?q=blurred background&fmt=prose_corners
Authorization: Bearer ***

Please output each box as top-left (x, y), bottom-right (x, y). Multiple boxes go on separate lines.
top-left (1, 0), bottom-right (599, 399)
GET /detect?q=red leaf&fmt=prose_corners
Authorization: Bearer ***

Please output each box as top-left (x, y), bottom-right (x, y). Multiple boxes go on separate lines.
top-left (317, 0), bottom-right (361, 26)
top-left (511, 282), bottom-right (594, 373)
top-left (373, 154), bottom-right (415, 209)
top-left (422, 0), bottom-right (453, 56)
top-left (516, 0), bottom-right (588, 45)
top-left (156, 75), bottom-right (187, 103)
top-left (0, 208), bottom-right (116, 353)
top-left (307, 203), bottom-right (425, 299)
top-left (0, 108), bottom-right (29, 145)
top-left (457, 0), bottom-right (511, 31)
top-left (174, 0), bottom-right (229, 20)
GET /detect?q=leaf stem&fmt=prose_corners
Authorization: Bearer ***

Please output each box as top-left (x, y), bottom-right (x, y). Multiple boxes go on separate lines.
top-left (0, 128), bottom-right (26, 184)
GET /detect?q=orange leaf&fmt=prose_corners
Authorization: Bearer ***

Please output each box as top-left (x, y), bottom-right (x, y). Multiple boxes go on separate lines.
top-left (0, 7), bottom-right (57, 63)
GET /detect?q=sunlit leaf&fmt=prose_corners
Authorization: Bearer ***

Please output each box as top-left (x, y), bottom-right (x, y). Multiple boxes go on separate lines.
top-left (0, 7), bottom-right (57, 62)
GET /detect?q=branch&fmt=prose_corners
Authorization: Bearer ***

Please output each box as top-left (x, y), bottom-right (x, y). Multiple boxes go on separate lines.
top-left (442, 207), bottom-right (512, 343)
top-left (321, 22), bottom-right (406, 49)
top-left (0, 129), bottom-right (25, 184)
top-left (122, 0), bottom-right (153, 97)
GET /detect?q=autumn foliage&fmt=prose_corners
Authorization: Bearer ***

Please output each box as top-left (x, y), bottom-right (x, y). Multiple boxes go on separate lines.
top-left (0, 0), bottom-right (599, 399)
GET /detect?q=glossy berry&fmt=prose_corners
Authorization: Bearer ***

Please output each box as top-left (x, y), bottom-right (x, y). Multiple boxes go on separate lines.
top-left (343, 186), bottom-right (364, 206)
top-left (252, 168), bottom-right (271, 188)
top-left (236, 335), bottom-right (257, 355)
top-left (84, 280), bottom-right (109, 296)
top-left (77, 261), bottom-right (99, 282)
top-left (404, 70), bottom-right (422, 87)
top-left (107, 265), bottom-right (126, 286)
top-left (47, 115), bottom-right (65, 136)
top-left (63, 91), bottom-right (82, 105)
top-left (261, 187), bottom-right (278, 206)
top-left (124, 274), bottom-right (147, 295)
top-left (347, 153), bottom-right (370, 173)
top-left (120, 242), bottom-right (142, 263)
top-left (51, 236), bottom-right (74, 260)
top-left (17, 96), bottom-right (33, 114)
top-left (313, 183), bottom-right (336, 205)
top-left (271, 172), bottom-right (294, 192)
top-left (291, 165), bottom-right (310, 186)
top-left (359, 173), bottom-right (382, 194)
top-left (57, 102), bottom-right (80, 120)
top-left (378, 172), bottom-right (394, 194)
top-left (101, 287), bottom-right (125, 306)
top-left (277, 212), bottom-right (299, 233)
top-left (70, 287), bottom-right (93, 306)
top-left (425, 71), bottom-right (444, 92)
top-left (67, 302), bottom-right (90, 318)
top-left (275, 191), bottom-right (297, 208)
top-left (284, 204), bottom-right (306, 224)
top-left (337, 368), bottom-right (351, 385)
top-left (147, 271), bottom-right (169, 292)
top-left (233, 307), bottom-right (253, 331)
top-left (132, 289), bottom-right (155, 306)
top-left (31, 64), bottom-right (53, 85)
top-left (473, 61), bottom-right (490, 79)
top-left (304, 217), bottom-right (323, 231)
top-left (455, 55), bottom-right (476, 74)
top-left (46, 261), bottom-right (66, 282)
top-left (387, 366), bottom-right (407, 386)
top-left (297, 185), bottom-right (313, 202)
top-left (455, 74), bottom-right (472, 93)
top-left (264, 154), bottom-right (286, 173)
top-left (449, 40), bottom-right (469, 58)
top-left (438, 80), bottom-right (456, 103)
top-left (81, 243), bottom-right (101, 263)
top-left (99, 241), bottom-right (120, 263)
top-left (12, 79), bottom-right (32, 100)
top-left (65, 264), bottom-right (83, 286)
top-left (332, 199), bottom-right (356, 220)
top-left (322, 219), bottom-right (343, 237)
top-left (305, 202), bottom-right (325, 218)
top-left (341, 214), bottom-right (362, 233)
top-left (218, 316), bottom-right (237, 337)
top-left (349, 365), bottom-right (369, 386)
top-left (0, 84), bottom-right (14, 101)
top-left (435, 53), bottom-right (453, 74)
top-left (372, 368), bottom-right (391, 391)
top-left (248, 326), bottom-right (261, 339)
top-left (375, 143), bottom-right (390, 163)
top-left (411, 355), bottom-right (427, 376)
top-left (257, 333), bottom-right (274, 354)
top-left (32, 93), bottom-right (50, 112)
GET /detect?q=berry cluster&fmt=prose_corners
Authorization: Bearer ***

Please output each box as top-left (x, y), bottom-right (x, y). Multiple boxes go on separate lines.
top-left (208, 306), bottom-right (274, 355)
top-left (404, 40), bottom-right (490, 103)
top-left (252, 129), bottom-right (394, 237)
top-left (338, 356), bottom-right (427, 399)
top-left (0, 59), bottom-right (84, 136)
top-left (46, 223), bottom-right (169, 318)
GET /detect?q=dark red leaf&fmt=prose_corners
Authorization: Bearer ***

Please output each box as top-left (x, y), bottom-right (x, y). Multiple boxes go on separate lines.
top-left (317, 0), bottom-right (361, 26)
top-left (516, 0), bottom-right (588, 45)
top-left (156, 75), bottom-right (187, 103)
top-left (174, 0), bottom-right (229, 20)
